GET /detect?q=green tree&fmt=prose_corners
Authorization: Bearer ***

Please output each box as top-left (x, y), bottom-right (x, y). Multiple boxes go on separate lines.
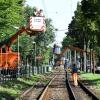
top-left (62, 36), bottom-right (75, 48)
top-left (0, 0), bottom-right (25, 39)
top-left (63, 0), bottom-right (100, 72)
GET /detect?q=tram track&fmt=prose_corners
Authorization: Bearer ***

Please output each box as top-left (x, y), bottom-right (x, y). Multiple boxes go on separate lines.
top-left (19, 69), bottom-right (100, 100)
top-left (78, 80), bottom-right (99, 100)
top-left (18, 72), bottom-right (54, 100)
top-left (66, 78), bottom-right (76, 100)
top-left (67, 74), bottom-right (99, 100)
top-left (38, 75), bottom-right (57, 100)
top-left (38, 68), bottom-right (70, 100)
top-left (37, 71), bottom-right (100, 100)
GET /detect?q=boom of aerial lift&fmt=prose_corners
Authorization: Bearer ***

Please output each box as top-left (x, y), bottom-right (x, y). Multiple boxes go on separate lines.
top-left (55, 45), bottom-right (92, 66)
top-left (0, 15), bottom-right (46, 75)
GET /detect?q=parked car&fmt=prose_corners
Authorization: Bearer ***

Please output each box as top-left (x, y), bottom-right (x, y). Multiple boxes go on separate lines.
top-left (95, 67), bottom-right (100, 74)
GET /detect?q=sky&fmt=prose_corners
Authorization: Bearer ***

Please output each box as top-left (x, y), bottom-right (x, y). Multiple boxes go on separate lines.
top-left (26, 0), bottom-right (81, 46)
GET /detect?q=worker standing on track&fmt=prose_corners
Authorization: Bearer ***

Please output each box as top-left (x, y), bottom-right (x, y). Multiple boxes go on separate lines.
top-left (72, 63), bottom-right (78, 86)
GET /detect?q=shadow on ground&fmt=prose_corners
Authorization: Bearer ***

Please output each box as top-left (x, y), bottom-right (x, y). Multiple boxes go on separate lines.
top-left (0, 92), bottom-right (15, 100)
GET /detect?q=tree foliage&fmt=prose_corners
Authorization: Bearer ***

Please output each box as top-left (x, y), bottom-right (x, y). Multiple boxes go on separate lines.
top-left (62, 0), bottom-right (100, 65)
top-left (62, 36), bottom-right (75, 48)
top-left (0, 0), bottom-right (25, 39)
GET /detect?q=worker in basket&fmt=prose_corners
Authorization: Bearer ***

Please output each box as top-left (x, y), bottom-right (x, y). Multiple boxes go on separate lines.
top-left (72, 63), bottom-right (78, 86)
top-left (34, 8), bottom-right (44, 17)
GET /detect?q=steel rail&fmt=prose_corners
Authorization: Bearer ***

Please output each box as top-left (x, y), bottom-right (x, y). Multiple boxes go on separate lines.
top-left (38, 75), bottom-right (57, 100)
top-left (78, 80), bottom-right (99, 100)
top-left (66, 73), bottom-right (76, 100)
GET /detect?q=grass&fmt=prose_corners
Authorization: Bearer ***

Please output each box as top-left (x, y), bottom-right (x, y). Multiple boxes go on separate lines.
top-left (0, 73), bottom-right (51, 99)
top-left (79, 72), bottom-right (100, 88)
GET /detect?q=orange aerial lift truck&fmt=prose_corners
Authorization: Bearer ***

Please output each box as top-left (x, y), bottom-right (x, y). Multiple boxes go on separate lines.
top-left (0, 13), bottom-right (46, 77)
